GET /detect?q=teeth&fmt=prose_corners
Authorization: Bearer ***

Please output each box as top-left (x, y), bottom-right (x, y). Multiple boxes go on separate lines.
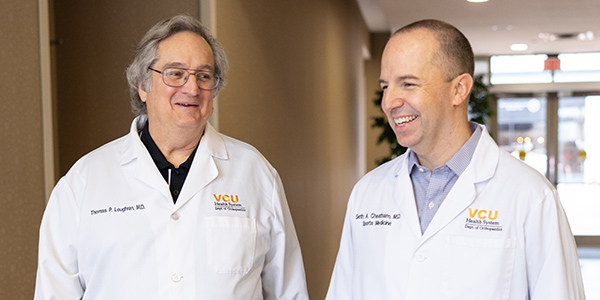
top-left (394, 115), bottom-right (417, 125)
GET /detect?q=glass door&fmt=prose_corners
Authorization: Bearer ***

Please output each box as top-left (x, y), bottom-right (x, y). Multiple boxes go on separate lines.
top-left (490, 52), bottom-right (600, 298)
top-left (496, 94), bottom-right (600, 236)
top-left (557, 95), bottom-right (600, 236)
top-left (496, 96), bottom-right (548, 176)
top-left (495, 94), bottom-right (600, 298)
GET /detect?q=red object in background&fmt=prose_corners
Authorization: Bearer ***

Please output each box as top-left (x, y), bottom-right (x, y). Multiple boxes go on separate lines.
top-left (545, 57), bottom-right (561, 71)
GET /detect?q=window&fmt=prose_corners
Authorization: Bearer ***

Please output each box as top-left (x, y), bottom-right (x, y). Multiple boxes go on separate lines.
top-left (490, 52), bottom-right (600, 85)
top-left (496, 97), bottom-right (547, 175)
top-left (557, 96), bottom-right (600, 236)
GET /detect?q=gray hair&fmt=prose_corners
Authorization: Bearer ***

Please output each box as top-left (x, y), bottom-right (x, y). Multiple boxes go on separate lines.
top-left (126, 15), bottom-right (229, 116)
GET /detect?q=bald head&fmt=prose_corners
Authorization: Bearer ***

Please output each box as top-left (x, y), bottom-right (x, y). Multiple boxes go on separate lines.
top-left (392, 19), bottom-right (474, 81)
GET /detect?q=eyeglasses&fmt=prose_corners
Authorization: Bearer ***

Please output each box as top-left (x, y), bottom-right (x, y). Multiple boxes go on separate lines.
top-left (148, 67), bottom-right (220, 90)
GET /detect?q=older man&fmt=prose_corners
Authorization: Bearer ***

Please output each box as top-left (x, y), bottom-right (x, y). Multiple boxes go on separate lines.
top-left (326, 19), bottom-right (584, 299)
top-left (35, 15), bottom-right (308, 299)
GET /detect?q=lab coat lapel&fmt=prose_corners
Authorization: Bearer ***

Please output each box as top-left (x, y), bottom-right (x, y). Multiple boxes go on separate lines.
top-left (420, 126), bottom-right (499, 243)
top-left (392, 157), bottom-right (423, 239)
top-left (420, 170), bottom-right (477, 242)
top-left (121, 117), bottom-right (173, 201)
top-left (175, 123), bottom-right (226, 208)
top-left (134, 148), bottom-right (172, 200)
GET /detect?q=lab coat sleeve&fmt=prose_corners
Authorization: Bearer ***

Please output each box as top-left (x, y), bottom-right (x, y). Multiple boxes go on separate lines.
top-left (325, 190), bottom-right (355, 300)
top-left (525, 188), bottom-right (585, 300)
top-left (261, 172), bottom-right (309, 300)
top-left (34, 178), bottom-right (84, 300)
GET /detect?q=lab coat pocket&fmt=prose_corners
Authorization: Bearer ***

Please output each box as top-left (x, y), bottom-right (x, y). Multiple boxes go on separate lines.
top-left (442, 235), bottom-right (516, 300)
top-left (205, 216), bottom-right (257, 274)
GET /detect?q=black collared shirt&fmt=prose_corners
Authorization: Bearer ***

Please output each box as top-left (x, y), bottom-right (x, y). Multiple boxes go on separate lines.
top-left (139, 122), bottom-right (198, 204)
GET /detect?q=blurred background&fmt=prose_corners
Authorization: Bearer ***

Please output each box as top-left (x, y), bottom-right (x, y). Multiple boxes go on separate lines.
top-left (1, 0), bottom-right (599, 298)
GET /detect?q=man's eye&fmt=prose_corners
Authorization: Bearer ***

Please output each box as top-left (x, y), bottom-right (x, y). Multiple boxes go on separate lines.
top-left (197, 72), bottom-right (213, 81)
top-left (165, 69), bottom-right (185, 78)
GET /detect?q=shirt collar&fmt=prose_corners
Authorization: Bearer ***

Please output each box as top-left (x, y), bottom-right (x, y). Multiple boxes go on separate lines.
top-left (406, 122), bottom-right (482, 175)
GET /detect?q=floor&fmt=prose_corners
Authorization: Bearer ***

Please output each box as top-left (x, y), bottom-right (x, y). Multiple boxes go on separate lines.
top-left (579, 248), bottom-right (600, 299)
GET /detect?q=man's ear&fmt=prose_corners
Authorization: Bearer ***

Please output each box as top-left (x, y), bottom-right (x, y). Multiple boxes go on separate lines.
top-left (452, 73), bottom-right (474, 107)
top-left (138, 85), bottom-right (148, 102)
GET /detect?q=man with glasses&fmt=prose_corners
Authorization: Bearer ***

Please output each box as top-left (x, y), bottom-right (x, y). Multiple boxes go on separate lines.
top-left (35, 15), bottom-right (308, 299)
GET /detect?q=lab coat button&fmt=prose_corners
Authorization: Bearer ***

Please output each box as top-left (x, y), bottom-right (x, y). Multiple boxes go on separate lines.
top-left (171, 212), bottom-right (180, 221)
top-left (171, 274), bottom-right (182, 282)
top-left (416, 253), bottom-right (427, 262)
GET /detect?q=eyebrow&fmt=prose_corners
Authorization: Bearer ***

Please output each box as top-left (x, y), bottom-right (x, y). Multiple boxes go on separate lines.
top-left (162, 62), bottom-right (214, 71)
top-left (396, 75), bottom-right (420, 81)
top-left (378, 75), bottom-right (420, 85)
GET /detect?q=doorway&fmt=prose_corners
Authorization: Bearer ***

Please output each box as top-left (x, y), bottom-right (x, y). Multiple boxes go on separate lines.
top-left (496, 93), bottom-right (600, 237)
top-left (51, 0), bottom-right (201, 177)
top-left (495, 91), bottom-right (600, 298)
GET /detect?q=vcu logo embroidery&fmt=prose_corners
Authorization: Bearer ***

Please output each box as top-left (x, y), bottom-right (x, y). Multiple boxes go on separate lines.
top-left (468, 208), bottom-right (498, 220)
top-left (213, 194), bottom-right (247, 212)
top-left (213, 194), bottom-right (239, 203)
top-left (465, 208), bottom-right (503, 232)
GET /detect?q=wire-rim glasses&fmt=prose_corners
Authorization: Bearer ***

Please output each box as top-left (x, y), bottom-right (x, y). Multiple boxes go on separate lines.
top-left (148, 67), bottom-right (220, 90)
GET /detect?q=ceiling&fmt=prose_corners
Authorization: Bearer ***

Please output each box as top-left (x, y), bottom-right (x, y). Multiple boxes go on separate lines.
top-left (356, 0), bottom-right (600, 57)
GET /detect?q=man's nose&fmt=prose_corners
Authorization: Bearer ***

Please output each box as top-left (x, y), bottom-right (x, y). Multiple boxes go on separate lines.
top-left (180, 74), bottom-right (200, 95)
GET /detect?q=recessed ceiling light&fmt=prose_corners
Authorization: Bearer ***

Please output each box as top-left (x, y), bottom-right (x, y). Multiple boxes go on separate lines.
top-left (492, 25), bottom-right (513, 31)
top-left (577, 31), bottom-right (594, 41)
top-left (467, 0), bottom-right (488, 2)
top-left (510, 44), bottom-right (528, 51)
top-left (539, 31), bottom-right (595, 42)
top-left (538, 33), bottom-right (558, 42)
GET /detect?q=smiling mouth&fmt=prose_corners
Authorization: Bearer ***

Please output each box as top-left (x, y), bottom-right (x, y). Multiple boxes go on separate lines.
top-left (394, 115), bottom-right (417, 126)
top-left (176, 103), bottom-right (198, 107)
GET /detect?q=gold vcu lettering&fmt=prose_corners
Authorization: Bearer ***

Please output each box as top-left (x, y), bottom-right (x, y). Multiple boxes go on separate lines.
top-left (468, 208), bottom-right (498, 220)
top-left (213, 194), bottom-right (239, 203)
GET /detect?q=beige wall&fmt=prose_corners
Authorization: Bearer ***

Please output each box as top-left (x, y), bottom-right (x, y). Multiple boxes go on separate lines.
top-left (215, 0), bottom-right (368, 297)
top-left (53, 0), bottom-right (201, 175)
top-left (0, 0), bottom-right (46, 298)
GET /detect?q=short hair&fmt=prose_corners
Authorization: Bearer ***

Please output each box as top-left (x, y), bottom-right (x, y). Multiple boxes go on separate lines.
top-left (126, 15), bottom-right (229, 116)
top-left (392, 19), bottom-right (474, 81)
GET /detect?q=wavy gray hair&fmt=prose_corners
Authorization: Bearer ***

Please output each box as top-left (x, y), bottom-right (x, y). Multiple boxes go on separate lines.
top-left (126, 15), bottom-right (229, 116)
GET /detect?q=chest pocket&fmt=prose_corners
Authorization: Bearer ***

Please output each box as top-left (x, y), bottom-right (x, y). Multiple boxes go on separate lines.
top-left (441, 235), bottom-right (516, 300)
top-left (205, 216), bottom-right (257, 274)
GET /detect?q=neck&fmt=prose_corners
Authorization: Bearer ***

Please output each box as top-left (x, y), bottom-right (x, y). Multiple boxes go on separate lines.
top-left (148, 122), bottom-right (204, 168)
top-left (415, 121), bottom-right (472, 170)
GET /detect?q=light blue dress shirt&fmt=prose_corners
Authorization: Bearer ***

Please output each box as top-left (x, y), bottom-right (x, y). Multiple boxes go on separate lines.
top-left (407, 122), bottom-right (483, 233)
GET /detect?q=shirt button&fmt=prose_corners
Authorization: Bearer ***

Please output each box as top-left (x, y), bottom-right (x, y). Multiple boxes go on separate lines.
top-left (171, 274), bottom-right (182, 282)
top-left (419, 167), bottom-right (425, 173)
top-left (428, 202), bottom-right (434, 209)
top-left (171, 212), bottom-right (180, 221)
top-left (173, 190), bottom-right (179, 196)
top-left (416, 253), bottom-right (427, 262)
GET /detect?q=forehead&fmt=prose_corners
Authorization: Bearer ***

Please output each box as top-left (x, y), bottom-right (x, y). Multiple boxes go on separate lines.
top-left (156, 31), bottom-right (214, 67)
top-left (381, 29), bottom-right (441, 77)
top-left (384, 29), bottom-right (438, 62)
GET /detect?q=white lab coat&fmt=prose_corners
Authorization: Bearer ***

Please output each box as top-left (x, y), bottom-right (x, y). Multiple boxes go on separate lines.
top-left (35, 116), bottom-right (309, 300)
top-left (326, 125), bottom-right (585, 300)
